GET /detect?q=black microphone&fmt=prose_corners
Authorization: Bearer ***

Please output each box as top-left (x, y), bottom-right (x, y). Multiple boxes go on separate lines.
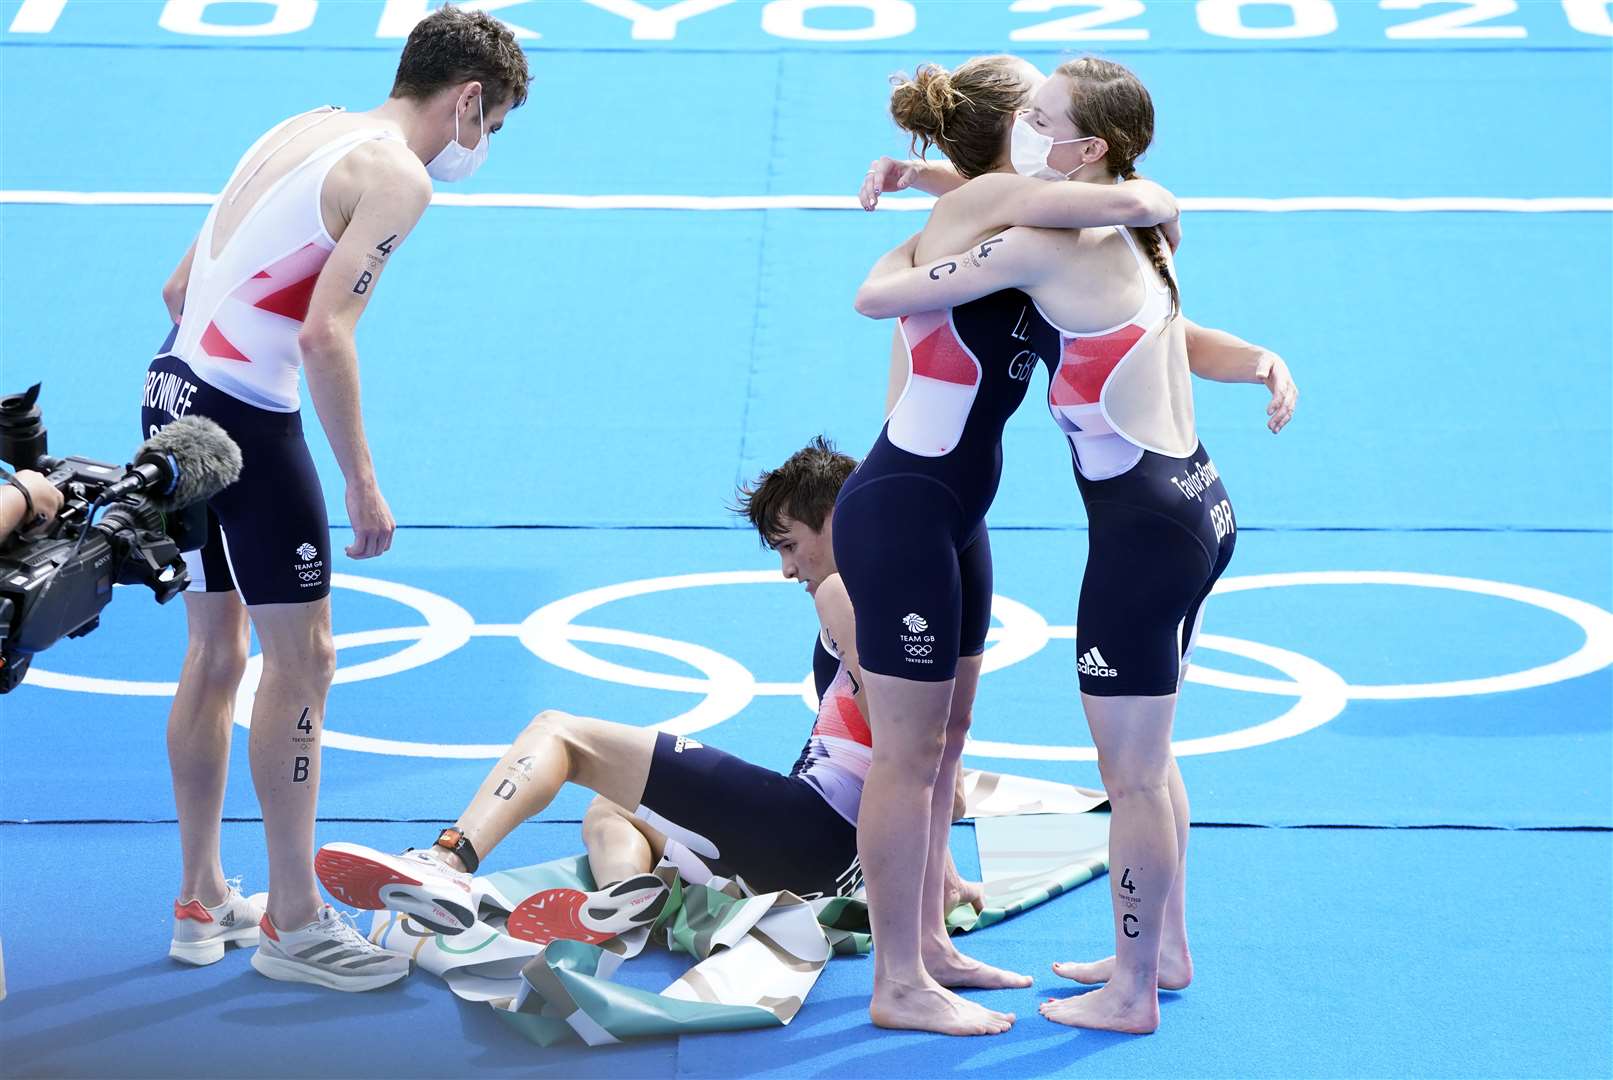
top-left (101, 416), bottom-right (243, 511)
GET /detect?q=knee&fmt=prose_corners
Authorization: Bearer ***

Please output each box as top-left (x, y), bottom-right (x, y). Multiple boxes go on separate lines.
top-left (523, 709), bottom-right (575, 743)
top-left (304, 632), bottom-right (337, 685)
top-left (582, 794), bottom-right (627, 830)
top-left (1097, 756), bottom-right (1173, 803)
top-left (260, 626), bottom-right (335, 685)
top-left (185, 635), bottom-right (249, 689)
top-left (522, 709), bottom-right (582, 766)
top-left (874, 728), bottom-right (948, 786)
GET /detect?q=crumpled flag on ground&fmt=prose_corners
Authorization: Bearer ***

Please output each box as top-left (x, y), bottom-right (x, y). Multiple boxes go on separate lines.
top-left (367, 770), bottom-right (1109, 1046)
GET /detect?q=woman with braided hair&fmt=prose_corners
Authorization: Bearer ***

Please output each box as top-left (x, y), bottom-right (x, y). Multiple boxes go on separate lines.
top-left (832, 53), bottom-right (1187, 1038)
top-left (854, 56), bottom-right (1298, 1034)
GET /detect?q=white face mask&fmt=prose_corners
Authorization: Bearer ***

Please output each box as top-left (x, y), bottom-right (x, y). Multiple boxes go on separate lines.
top-left (426, 96), bottom-right (488, 183)
top-left (1011, 115), bottom-right (1098, 182)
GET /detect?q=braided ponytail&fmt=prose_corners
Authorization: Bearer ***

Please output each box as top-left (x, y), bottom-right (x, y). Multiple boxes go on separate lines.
top-left (1121, 167), bottom-right (1179, 317)
top-left (1058, 55), bottom-right (1179, 320)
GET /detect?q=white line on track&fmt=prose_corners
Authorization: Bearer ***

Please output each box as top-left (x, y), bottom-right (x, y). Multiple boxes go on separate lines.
top-left (2, 191), bottom-right (1610, 212)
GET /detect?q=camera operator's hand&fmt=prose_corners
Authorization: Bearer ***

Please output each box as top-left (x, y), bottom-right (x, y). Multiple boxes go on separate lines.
top-left (1, 469), bottom-right (64, 538)
top-left (344, 479), bottom-right (394, 559)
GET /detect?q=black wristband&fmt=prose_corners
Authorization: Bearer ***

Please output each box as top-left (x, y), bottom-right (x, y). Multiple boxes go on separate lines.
top-left (434, 827), bottom-right (480, 874)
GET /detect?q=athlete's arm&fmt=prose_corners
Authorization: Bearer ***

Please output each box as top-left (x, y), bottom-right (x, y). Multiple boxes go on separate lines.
top-left (942, 171), bottom-right (1176, 233)
top-left (162, 238), bottom-right (198, 323)
top-left (812, 574), bottom-right (869, 721)
top-left (854, 227), bottom-right (1051, 319)
top-left (298, 145), bottom-right (433, 559)
top-left (1183, 318), bottom-right (1298, 434)
top-left (859, 155), bottom-right (964, 211)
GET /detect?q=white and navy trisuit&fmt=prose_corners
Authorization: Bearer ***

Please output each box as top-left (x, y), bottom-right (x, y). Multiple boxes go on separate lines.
top-left (833, 287), bottom-right (1061, 681)
top-left (1045, 228), bottom-right (1237, 696)
top-left (140, 107), bottom-right (402, 604)
top-left (634, 629), bottom-right (870, 900)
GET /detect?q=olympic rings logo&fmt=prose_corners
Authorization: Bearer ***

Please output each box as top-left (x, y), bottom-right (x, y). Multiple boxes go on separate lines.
top-left (905, 644), bottom-right (933, 657)
top-left (23, 569), bottom-right (1613, 763)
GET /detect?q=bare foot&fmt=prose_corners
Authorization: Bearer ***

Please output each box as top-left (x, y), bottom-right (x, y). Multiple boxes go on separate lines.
top-left (924, 944), bottom-right (1032, 990)
top-left (1051, 946), bottom-right (1192, 991)
top-left (870, 979), bottom-right (1016, 1036)
top-left (945, 877), bottom-right (985, 916)
top-left (1039, 983), bottom-right (1159, 1034)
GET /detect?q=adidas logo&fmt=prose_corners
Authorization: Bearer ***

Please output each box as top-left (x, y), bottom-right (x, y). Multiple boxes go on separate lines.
top-left (673, 736), bottom-right (703, 754)
top-left (902, 613), bottom-right (929, 633)
top-left (219, 910), bottom-right (236, 928)
top-left (1077, 647), bottom-right (1119, 678)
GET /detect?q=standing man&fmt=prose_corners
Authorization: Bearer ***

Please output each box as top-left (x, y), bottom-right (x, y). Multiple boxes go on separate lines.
top-left (145, 6), bottom-right (530, 991)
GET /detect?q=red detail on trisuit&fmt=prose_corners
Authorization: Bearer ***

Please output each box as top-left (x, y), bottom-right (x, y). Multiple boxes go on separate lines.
top-left (252, 272), bottom-right (320, 322)
top-left (259, 914), bottom-right (280, 942)
top-left (903, 318), bottom-right (979, 387)
top-left (200, 322), bottom-right (251, 363)
top-left (174, 899), bottom-right (214, 923)
top-left (252, 271), bottom-right (272, 280)
top-left (314, 847), bottom-right (423, 910)
top-left (505, 889), bottom-right (616, 946)
top-left (816, 692), bottom-right (872, 748)
top-left (1050, 324), bottom-right (1146, 407)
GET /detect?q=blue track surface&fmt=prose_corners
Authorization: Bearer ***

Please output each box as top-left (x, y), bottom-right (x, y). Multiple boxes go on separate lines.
top-left (2, 2), bottom-right (1611, 1077)
top-left (3, 821), bottom-right (1610, 1079)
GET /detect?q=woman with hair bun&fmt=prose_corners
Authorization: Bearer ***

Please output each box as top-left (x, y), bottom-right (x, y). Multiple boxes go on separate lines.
top-left (854, 56), bottom-right (1297, 1035)
top-left (831, 56), bottom-right (1183, 1037)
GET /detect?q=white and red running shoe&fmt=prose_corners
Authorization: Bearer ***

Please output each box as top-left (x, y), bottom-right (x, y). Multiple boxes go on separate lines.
top-left (315, 843), bottom-right (478, 935)
top-left (250, 905), bottom-right (410, 992)
top-left (168, 878), bottom-right (267, 965)
top-left (505, 874), bottom-right (669, 946)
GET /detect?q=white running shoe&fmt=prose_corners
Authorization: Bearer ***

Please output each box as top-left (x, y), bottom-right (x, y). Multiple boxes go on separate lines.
top-left (505, 873), bottom-right (669, 946)
top-left (315, 843), bottom-right (478, 935)
top-left (250, 905), bottom-right (410, 992)
top-left (169, 878), bottom-right (267, 966)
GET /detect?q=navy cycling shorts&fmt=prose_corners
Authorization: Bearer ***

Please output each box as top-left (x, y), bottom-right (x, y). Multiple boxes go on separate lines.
top-left (635, 733), bottom-right (861, 901)
top-left (1074, 442), bottom-right (1236, 697)
top-left (831, 472), bottom-right (992, 683)
top-left (141, 353), bottom-right (330, 605)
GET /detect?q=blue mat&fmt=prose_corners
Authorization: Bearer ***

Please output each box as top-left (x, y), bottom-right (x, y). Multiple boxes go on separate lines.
top-left (7, 527), bottom-right (1609, 828)
top-left (3, 9), bottom-right (1611, 1078)
top-left (2, 820), bottom-right (1607, 1079)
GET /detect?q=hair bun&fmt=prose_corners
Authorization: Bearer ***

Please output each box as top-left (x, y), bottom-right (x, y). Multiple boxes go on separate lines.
top-left (890, 63), bottom-right (957, 144)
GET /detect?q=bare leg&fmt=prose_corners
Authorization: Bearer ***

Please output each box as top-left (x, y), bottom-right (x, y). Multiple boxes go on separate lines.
top-left (920, 656), bottom-right (1030, 991)
top-left (248, 598), bottom-right (335, 931)
top-left (1054, 755), bottom-right (1192, 989)
top-left (860, 671), bottom-right (1012, 1036)
top-left (428, 711), bottom-right (655, 872)
top-left (582, 796), bottom-right (668, 887)
top-left (169, 592), bottom-right (250, 906)
top-left (1041, 692), bottom-right (1178, 1034)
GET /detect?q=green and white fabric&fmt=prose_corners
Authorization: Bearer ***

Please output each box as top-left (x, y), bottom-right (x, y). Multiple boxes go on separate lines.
top-left (366, 770), bottom-right (1109, 1046)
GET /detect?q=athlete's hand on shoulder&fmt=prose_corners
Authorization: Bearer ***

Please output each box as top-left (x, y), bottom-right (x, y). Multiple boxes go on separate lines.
top-left (345, 479), bottom-right (395, 559)
top-left (1160, 216), bottom-right (1182, 254)
top-left (860, 156), bottom-right (919, 211)
top-left (1255, 350), bottom-right (1298, 434)
top-left (1123, 176), bottom-right (1179, 228)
